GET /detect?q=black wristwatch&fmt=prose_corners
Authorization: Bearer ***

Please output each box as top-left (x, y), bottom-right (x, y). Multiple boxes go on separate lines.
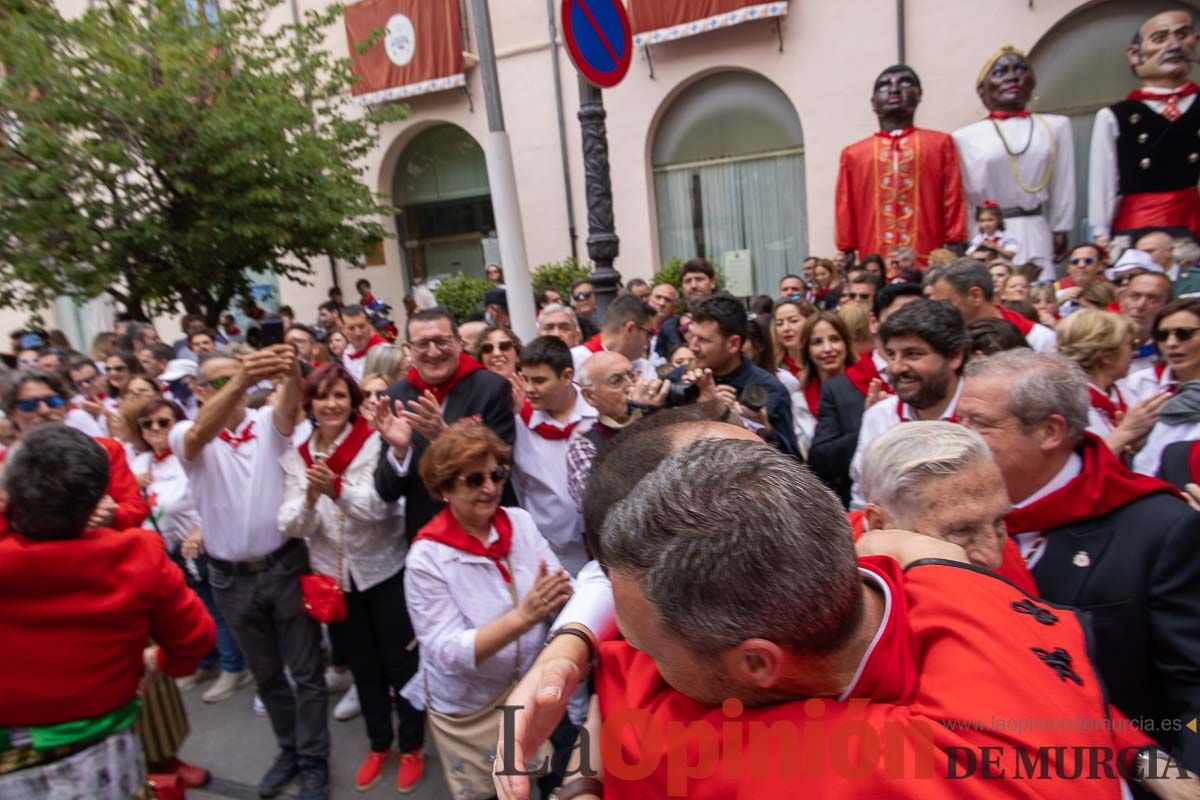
top-left (558, 777), bottom-right (604, 799)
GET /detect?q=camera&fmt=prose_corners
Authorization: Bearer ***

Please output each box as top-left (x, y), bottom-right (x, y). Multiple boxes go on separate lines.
top-left (665, 380), bottom-right (701, 408)
top-left (739, 383), bottom-right (770, 412)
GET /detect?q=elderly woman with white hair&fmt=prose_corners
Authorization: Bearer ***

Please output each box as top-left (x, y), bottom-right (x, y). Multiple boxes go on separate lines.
top-left (858, 421), bottom-right (1035, 594)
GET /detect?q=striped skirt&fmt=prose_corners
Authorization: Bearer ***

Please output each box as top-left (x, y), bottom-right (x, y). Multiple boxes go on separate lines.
top-left (133, 673), bottom-right (188, 766)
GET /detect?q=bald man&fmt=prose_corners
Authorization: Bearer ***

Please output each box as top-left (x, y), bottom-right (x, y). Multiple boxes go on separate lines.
top-left (1138, 230), bottom-right (1181, 281)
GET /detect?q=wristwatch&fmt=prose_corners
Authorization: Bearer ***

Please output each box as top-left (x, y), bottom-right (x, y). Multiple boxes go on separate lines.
top-left (1133, 747), bottom-right (1155, 783)
top-left (558, 777), bottom-right (605, 800)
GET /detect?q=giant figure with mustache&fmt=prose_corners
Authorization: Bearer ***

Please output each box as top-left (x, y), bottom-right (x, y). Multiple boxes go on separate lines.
top-left (1089, 10), bottom-right (1200, 245)
top-left (953, 48), bottom-right (1076, 281)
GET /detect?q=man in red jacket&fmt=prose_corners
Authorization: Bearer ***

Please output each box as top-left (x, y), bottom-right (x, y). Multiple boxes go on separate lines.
top-left (0, 425), bottom-right (213, 796)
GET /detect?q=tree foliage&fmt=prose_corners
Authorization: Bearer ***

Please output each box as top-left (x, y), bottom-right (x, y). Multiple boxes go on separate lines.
top-left (0, 0), bottom-right (407, 323)
top-left (433, 274), bottom-right (491, 326)
top-left (531, 257), bottom-right (591, 300)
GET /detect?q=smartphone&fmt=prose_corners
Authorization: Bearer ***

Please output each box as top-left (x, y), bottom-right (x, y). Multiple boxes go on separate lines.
top-left (259, 319), bottom-right (285, 347)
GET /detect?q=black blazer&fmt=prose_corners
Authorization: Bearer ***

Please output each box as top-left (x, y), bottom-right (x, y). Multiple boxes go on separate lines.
top-left (655, 315), bottom-right (683, 361)
top-left (374, 368), bottom-right (518, 539)
top-left (1158, 440), bottom-right (1196, 491)
top-left (808, 375), bottom-right (866, 507)
top-left (1032, 492), bottom-right (1200, 769)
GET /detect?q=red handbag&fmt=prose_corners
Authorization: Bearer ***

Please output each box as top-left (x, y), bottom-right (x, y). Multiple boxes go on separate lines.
top-left (300, 510), bottom-right (347, 624)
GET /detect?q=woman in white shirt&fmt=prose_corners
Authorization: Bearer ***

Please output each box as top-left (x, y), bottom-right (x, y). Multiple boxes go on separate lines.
top-left (277, 363), bottom-right (417, 794)
top-left (404, 419), bottom-right (572, 800)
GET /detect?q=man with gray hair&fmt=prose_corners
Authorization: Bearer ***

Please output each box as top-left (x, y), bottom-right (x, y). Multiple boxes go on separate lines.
top-left (536, 303), bottom-right (582, 348)
top-left (959, 347), bottom-right (1200, 770)
top-left (859, 421), bottom-right (1033, 592)
top-left (927, 258), bottom-right (1057, 352)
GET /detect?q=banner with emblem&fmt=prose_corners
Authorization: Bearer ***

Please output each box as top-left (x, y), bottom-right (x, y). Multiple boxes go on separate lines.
top-left (344, 0), bottom-right (464, 106)
top-left (626, 0), bottom-right (788, 48)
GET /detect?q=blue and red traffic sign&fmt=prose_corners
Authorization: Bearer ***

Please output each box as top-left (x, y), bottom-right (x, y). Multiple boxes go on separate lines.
top-left (561, 0), bottom-right (632, 88)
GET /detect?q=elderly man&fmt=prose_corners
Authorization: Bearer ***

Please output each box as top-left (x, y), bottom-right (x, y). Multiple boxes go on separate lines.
top-left (648, 283), bottom-right (678, 364)
top-left (569, 294), bottom-right (656, 381)
top-left (537, 303), bottom-right (582, 348)
top-left (1139, 230), bottom-right (1182, 282)
top-left (928, 258), bottom-right (1057, 352)
top-left (959, 348), bottom-right (1200, 770)
top-left (1121, 271), bottom-right (1174, 373)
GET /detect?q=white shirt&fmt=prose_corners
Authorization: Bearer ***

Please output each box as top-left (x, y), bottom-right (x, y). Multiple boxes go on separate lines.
top-left (1119, 364), bottom-right (1174, 405)
top-left (65, 407), bottom-right (104, 438)
top-left (953, 114), bottom-right (1075, 277)
top-left (775, 368), bottom-right (813, 458)
top-left (1011, 452), bottom-right (1083, 570)
top-left (168, 405), bottom-right (291, 562)
top-left (130, 450), bottom-right (200, 548)
top-left (570, 342), bottom-right (657, 382)
top-left (552, 559), bottom-right (615, 638)
top-left (512, 388), bottom-right (597, 576)
top-left (1133, 419), bottom-right (1200, 478)
top-left (1085, 383), bottom-right (1122, 439)
top-left (848, 377), bottom-right (965, 510)
top-left (1021, 320), bottom-right (1058, 354)
top-left (402, 506), bottom-right (569, 714)
top-left (1088, 91), bottom-right (1198, 239)
top-left (278, 426), bottom-right (407, 591)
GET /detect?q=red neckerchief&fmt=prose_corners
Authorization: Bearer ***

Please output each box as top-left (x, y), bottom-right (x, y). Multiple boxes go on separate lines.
top-left (407, 354), bottom-right (484, 405)
top-left (1087, 384), bottom-right (1127, 429)
top-left (1127, 81), bottom-right (1200, 104)
top-left (781, 354), bottom-right (803, 380)
top-left (803, 377), bottom-right (822, 416)
top-left (842, 556), bottom-right (918, 702)
top-left (415, 506), bottom-right (514, 583)
top-left (1155, 363), bottom-right (1178, 395)
top-left (1006, 433), bottom-right (1180, 535)
top-left (361, 293), bottom-right (377, 306)
top-left (1189, 441), bottom-right (1200, 485)
top-left (988, 109), bottom-right (1031, 120)
top-left (583, 334), bottom-right (605, 354)
top-left (520, 400), bottom-right (579, 441)
top-left (152, 448), bottom-right (173, 463)
top-left (346, 332), bottom-right (388, 360)
top-left (812, 287), bottom-right (831, 302)
top-left (218, 420), bottom-right (256, 450)
top-left (873, 127), bottom-right (914, 150)
top-left (997, 304), bottom-right (1035, 336)
top-left (844, 354), bottom-right (893, 397)
top-left (299, 415), bottom-right (373, 498)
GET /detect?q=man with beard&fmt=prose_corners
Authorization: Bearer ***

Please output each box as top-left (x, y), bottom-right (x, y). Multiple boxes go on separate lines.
top-left (1090, 11), bottom-right (1200, 244)
top-left (836, 65), bottom-right (968, 266)
top-left (848, 300), bottom-right (970, 508)
top-left (953, 47), bottom-right (1075, 280)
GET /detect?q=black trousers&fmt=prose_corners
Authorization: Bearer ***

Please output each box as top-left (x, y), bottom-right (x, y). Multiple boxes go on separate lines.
top-left (332, 568), bottom-right (425, 753)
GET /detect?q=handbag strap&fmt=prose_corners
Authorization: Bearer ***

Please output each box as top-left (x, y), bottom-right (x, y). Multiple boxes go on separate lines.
top-left (334, 507), bottom-right (345, 590)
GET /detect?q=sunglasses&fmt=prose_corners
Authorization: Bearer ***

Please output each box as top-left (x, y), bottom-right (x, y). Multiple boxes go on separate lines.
top-left (572, 291), bottom-right (593, 301)
top-left (107, 364), bottom-right (128, 373)
top-left (456, 465), bottom-right (509, 490)
top-left (846, 292), bottom-right (873, 301)
top-left (1154, 326), bottom-right (1200, 343)
top-left (201, 375), bottom-right (233, 390)
top-left (361, 389), bottom-right (385, 400)
top-left (480, 340), bottom-right (514, 355)
top-left (1070, 256), bottom-right (1097, 266)
top-left (17, 358), bottom-right (39, 367)
top-left (15, 394), bottom-right (64, 413)
top-left (139, 416), bottom-right (175, 431)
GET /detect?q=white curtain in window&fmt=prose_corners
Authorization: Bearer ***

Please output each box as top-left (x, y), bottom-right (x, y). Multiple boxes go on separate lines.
top-left (654, 170), bottom-right (695, 265)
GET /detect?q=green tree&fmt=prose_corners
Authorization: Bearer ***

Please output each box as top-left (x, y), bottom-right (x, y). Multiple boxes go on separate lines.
top-left (0, 0), bottom-right (406, 324)
top-left (531, 257), bottom-right (591, 301)
top-left (433, 274), bottom-right (491, 327)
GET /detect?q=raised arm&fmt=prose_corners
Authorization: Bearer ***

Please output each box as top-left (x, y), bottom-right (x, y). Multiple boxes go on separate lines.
top-left (183, 348), bottom-right (289, 461)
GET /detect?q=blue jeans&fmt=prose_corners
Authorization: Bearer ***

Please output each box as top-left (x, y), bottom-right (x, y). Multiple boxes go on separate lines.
top-left (194, 582), bottom-right (245, 673)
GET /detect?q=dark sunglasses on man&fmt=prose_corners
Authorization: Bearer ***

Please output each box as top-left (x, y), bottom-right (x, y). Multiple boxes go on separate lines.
top-left (15, 394), bottom-right (64, 413)
top-left (1070, 256), bottom-right (1097, 266)
top-left (572, 291), bottom-right (593, 302)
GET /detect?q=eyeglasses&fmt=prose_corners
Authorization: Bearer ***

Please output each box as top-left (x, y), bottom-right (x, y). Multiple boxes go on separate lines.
top-left (1070, 256), bottom-right (1097, 266)
top-left (15, 394), bottom-right (64, 413)
top-left (1154, 326), bottom-right (1200, 343)
top-left (603, 370), bottom-right (638, 389)
top-left (480, 340), bottom-right (514, 355)
top-left (138, 416), bottom-right (175, 431)
top-left (407, 336), bottom-right (457, 353)
top-left (572, 291), bottom-right (593, 301)
top-left (456, 465), bottom-right (509, 490)
top-left (200, 375), bottom-right (233, 390)
top-left (106, 364), bottom-right (128, 373)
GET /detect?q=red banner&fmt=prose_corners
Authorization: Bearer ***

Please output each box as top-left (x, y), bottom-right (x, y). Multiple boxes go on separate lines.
top-left (627, 0), bottom-right (788, 46)
top-left (344, 0), bottom-right (464, 105)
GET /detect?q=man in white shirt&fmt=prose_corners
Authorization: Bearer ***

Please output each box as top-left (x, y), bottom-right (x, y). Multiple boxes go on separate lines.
top-left (569, 294), bottom-right (657, 381)
top-left (1088, 10), bottom-right (1200, 245)
top-left (341, 305), bottom-right (387, 385)
top-left (927, 258), bottom-right (1057, 352)
top-left (168, 347), bottom-right (331, 800)
top-left (512, 336), bottom-right (596, 576)
top-left (849, 300), bottom-right (970, 509)
top-left (1120, 271), bottom-right (1173, 374)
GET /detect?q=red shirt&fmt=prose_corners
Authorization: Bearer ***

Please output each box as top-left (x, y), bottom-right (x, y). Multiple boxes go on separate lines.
top-left (0, 524), bottom-right (215, 726)
top-left (97, 437), bottom-right (150, 530)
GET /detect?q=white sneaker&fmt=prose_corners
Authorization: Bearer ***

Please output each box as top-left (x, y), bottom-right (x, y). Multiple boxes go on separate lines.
top-left (323, 667), bottom-right (353, 694)
top-left (201, 669), bottom-right (252, 703)
top-left (175, 664), bottom-right (218, 691)
top-left (253, 693), bottom-right (266, 716)
top-left (333, 685), bottom-right (361, 721)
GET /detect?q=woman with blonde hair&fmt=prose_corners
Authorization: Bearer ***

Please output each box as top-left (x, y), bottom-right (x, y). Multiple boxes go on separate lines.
top-left (1055, 309), bottom-right (1167, 456)
top-left (837, 302), bottom-right (874, 359)
top-left (770, 300), bottom-right (817, 382)
top-left (810, 259), bottom-right (842, 310)
top-left (363, 344), bottom-right (408, 383)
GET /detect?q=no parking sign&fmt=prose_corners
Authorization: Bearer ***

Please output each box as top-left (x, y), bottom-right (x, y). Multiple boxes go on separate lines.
top-left (561, 0), bottom-right (632, 88)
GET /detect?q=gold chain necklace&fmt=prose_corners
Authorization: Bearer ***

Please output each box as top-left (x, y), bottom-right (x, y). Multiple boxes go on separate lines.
top-left (990, 113), bottom-right (1056, 195)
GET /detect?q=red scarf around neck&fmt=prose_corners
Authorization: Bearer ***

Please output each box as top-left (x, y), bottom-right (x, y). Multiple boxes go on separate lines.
top-left (346, 332), bottom-right (388, 360)
top-left (1128, 81), bottom-right (1200, 104)
top-left (781, 354), bottom-right (803, 381)
top-left (415, 506), bottom-right (514, 583)
top-left (988, 109), bottom-right (1031, 120)
top-left (844, 354), bottom-right (893, 398)
top-left (152, 448), bottom-right (173, 463)
top-left (299, 414), bottom-right (373, 498)
top-left (1087, 384), bottom-right (1127, 429)
top-left (219, 420), bottom-right (256, 450)
top-left (1006, 433), bottom-right (1180, 535)
top-left (803, 377), bottom-right (822, 417)
top-left (583, 334), bottom-right (605, 354)
top-left (520, 400), bottom-right (579, 441)
top-left (407, 354), bottom-right (484, 405)
top-left (997, 304), bottom-right (1035, 336)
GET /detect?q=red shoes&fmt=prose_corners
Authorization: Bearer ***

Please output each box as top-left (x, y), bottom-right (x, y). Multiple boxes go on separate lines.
top-left (396, 750), bottom-right (425, 794)
top-left (149, 757), bottom-right (210, 789)
top-left (355, 749), bottom-right (391, 792)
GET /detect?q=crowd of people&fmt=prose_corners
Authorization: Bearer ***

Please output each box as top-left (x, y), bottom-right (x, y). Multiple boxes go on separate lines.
top-left (6, 8), bottom-right (1200, 800)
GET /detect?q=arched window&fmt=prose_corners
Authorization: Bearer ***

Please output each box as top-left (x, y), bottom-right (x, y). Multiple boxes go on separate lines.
top-left (652, 72), bottom-right (807, 295)
top-left (393, 124), bottom-right (496, 283)
top-left (1030, 0), bottom-right (1200, 240)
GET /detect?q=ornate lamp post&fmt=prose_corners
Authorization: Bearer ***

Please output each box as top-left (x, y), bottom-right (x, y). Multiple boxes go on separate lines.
top-left (577, 76), bottom-right (621, 321)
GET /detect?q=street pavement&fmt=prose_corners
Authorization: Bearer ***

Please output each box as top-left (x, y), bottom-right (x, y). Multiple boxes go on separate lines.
top-left (179, 681), bottom-right (458, 800)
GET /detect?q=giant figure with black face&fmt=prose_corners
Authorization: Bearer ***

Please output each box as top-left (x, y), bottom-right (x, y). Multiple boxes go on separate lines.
top-left (1089, 10), bottom-right (1200, 245)
top-left (836, 65), bottom-right (968, 267)
top-left (953, 48), bottom-right (1075, 280)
